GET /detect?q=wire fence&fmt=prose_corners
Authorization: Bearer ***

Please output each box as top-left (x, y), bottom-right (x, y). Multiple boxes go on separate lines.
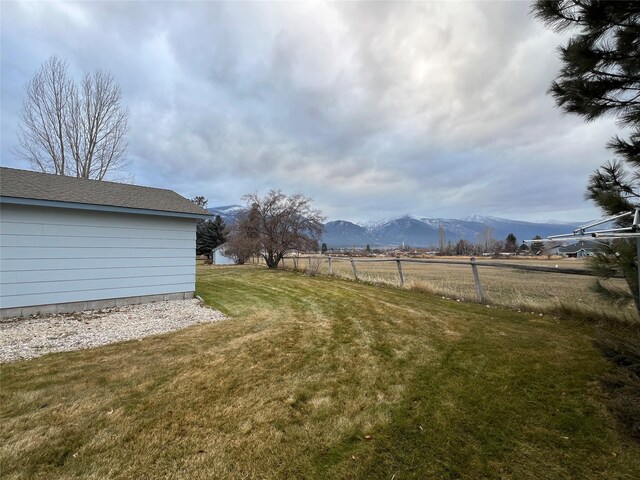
top-left (248, 254), bottom-right (633, 313)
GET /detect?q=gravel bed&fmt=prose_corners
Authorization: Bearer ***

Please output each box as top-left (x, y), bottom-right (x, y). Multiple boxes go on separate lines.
top-left (0, 299), bottom-right (226, 363)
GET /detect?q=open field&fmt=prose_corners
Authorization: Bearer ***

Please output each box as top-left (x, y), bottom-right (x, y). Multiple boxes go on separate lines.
top-left (279, 256), bottom-right (636, 318)
top-left (1, 266), bottom-right (639, 479)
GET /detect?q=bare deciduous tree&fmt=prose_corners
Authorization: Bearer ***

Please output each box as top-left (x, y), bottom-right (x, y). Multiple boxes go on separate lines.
top-left (16, 55), bottom-right (129, 180)
top-left (225, 210), bottom-right (260, 265)
top-left (16, 56), bottom-right (72, 176)
top-left (437, 224), bottom-right (446, 255)
top-left (480, 227), bottom-right (495, 254)
top-left (454, 239), bottom-right (473, 256)
top-left (227, 190), bottom-right (325, 269)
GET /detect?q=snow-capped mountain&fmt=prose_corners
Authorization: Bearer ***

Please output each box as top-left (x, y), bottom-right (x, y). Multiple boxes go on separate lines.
top-left (210, 205), bottom-right (581, 248)
top-left (207, 205), bottom-right (244, 223)
top-left (323, 215), bottom-right (581, 248)
top-left (322, 220), bottom-right (371, 247)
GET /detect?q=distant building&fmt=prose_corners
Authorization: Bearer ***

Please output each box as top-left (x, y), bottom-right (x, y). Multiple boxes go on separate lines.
top-left (547, 243), bottom-right (567, 256)
top-left (547, 246), bottom-right (562, 256)
top-left (558, 240), bottom-right (601, 258)
top-left (212, 243), bottom-right (235, 265)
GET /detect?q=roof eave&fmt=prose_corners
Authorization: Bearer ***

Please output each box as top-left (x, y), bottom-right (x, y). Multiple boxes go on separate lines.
top-left (0, 196), bottom-right (211, 219)
top-left (212, 243), bottom-right (228, 252)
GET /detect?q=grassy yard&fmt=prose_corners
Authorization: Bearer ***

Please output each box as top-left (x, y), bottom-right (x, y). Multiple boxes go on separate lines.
top-left (1, 266), bottom-right (639, 479)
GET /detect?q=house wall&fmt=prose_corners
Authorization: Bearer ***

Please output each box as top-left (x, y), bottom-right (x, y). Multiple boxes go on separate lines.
top-left (0, 203), bottom-right (197, 314)
top-left (213, 247), bottom-right (235, 265)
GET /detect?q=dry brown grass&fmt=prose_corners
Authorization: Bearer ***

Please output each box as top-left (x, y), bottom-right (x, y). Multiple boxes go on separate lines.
top-left (282, 257), bottom-right (637, 323)
top-left (1, 267), bottom-right (639, 478)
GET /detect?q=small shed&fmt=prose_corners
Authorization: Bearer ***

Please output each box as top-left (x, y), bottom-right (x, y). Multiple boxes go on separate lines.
top-left (212, 243), bottom-right (235, 265)
top-left (0, 167), bottom-right (209, 317)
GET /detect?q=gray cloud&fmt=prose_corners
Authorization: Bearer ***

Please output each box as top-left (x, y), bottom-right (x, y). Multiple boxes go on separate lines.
top-left (1, 1), bottom-right (617, 223)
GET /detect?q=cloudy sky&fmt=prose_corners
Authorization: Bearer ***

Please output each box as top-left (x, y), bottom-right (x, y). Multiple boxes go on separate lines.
top-left (0, 1), bottom-right (620, 223)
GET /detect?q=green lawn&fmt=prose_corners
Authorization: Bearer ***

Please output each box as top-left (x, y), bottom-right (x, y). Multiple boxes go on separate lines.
top-left (1, 266), bottom-right (639, 479)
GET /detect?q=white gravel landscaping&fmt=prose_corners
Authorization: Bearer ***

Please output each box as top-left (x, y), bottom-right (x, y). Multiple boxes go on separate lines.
top-left (0, 299), bottom-right (226, 363)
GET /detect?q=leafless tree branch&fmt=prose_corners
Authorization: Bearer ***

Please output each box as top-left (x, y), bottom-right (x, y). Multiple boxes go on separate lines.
top-left (15, 55), bottom-right (129, 180)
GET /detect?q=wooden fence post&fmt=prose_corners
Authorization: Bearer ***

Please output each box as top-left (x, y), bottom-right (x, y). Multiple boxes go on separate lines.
top-left (396, 258), bottom-right (404, 287)
top-left (328, 256), bottom-right (333, 275)
top-left (350, 258), bottom-right (358, 281)
top-left (470, 257), bottom-right (485, 303)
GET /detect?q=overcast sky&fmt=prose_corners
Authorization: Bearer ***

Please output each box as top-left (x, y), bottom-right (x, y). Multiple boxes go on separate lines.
top-left (0, 1), bottom-right (620, 223)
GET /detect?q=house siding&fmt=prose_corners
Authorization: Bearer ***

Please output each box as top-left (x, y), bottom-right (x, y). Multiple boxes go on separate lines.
top-left (213, 246), bottom-right (235, 265)
top-left (0, 203), bottom-right (196, 310)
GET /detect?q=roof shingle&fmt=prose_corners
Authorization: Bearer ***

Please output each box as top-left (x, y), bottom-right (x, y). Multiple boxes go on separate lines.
top-left (0, 167), bottom-right (208, 216)
top-left (558, 240), bottom-right (601, 253)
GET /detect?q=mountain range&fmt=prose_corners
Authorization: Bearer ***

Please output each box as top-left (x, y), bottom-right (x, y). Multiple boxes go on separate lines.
top-left (208, 206), bottom-right (581, 248)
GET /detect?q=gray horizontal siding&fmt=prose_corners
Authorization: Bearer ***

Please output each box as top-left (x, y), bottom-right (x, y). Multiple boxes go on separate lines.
top-left (2, 274), bottom-right (194, 296)
top-left (2, 246), bottom-right (193, 259)
top-left (1, 257), bottom-right (193, 271)
top-left (1, 221), bottom-right (194, 239)
top-left (1, 235), bottom-right (192, 249)
top-left (0, 203), bottom-right (197, 309)
top-left (2, 283), bottom-right (194, 309)
top-left (2, 266), bottom-right (193, 284)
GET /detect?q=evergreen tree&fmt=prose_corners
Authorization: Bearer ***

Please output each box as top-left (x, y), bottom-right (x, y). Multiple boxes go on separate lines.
top-left (321, 243), bottom-right (328, 254)
top-left (505, 233), bottom-right (517, 253)
top-left (366, 244), bottom-right (371, 254)
top-left (534, 0), bottom-right (640, 311)
top-left (190, 197), bottom-right (226, 256)
top-left (531, 235), bottom-right (545, 255)
top-left (196, 215), bottom-right (227, 256)
top-left (191, 196), bottom-right (208, 208)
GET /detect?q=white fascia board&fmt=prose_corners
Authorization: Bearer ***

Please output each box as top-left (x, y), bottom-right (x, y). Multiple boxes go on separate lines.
top-left (0, 196), bottom-right (211, 220)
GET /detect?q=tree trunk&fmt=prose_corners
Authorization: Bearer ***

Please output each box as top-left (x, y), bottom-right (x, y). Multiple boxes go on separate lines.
top-left (264, 252), bottom-right (279, 269)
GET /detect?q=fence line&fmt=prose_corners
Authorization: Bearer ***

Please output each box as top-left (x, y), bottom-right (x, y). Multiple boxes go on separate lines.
top-left (271, 255), bottom-right (610, 304)
top-left (314, 256), bottom-right (596, 275)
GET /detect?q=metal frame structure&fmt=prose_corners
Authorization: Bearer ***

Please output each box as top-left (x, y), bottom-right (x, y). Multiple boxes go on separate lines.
top-left (523, 209), bottom-right (640, 244)
top-left (524, 208), bottom-right (640, 305)
top-left (546, 209), bottom-right (640, 242)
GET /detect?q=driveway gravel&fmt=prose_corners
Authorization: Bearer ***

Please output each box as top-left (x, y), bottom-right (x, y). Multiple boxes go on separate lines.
top-left (0, 299), bottom-right (226, 363)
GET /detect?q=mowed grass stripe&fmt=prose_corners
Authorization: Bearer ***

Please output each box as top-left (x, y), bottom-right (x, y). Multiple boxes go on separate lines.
top-left (0, 266), bottom-right (638, 479)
